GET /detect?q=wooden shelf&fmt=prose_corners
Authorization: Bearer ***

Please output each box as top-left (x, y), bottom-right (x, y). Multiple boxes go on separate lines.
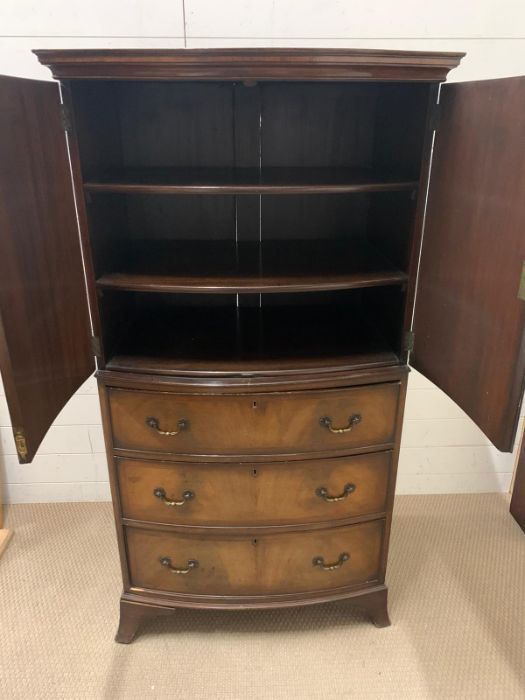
top-left (84, 167), bottom-right (419, 195)
top-left (96, 240), bottom-right (408, 295)
top-left (106, 300), bottom-right (399, 376)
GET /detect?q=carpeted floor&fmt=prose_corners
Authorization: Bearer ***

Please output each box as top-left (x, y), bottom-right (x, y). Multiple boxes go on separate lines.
top-left (1, 494), bottom-right (525, 699)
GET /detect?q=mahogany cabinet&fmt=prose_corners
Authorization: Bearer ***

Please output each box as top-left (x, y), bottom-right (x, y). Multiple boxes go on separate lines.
top-left (0, 49), bottom-right (524, 643)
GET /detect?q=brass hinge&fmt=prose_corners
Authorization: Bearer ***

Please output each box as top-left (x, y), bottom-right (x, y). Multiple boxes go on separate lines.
top-left (14, 429), bottom-right (28, 462)
top-left (429, 100), bottom-right (441, 133)
top-left (60, 103), bottom-right (72, 133)
top-left (404, 330), bottom-right (415, 353)
top-left (518, 262), bottom-right (525, 301)
top-left (90, 335), bottom-right (102, 357)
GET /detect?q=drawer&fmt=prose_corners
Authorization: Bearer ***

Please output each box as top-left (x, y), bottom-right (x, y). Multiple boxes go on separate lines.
top-left (118, 452), bottom-right (392, 526)
top-left (126, 520), bottom-right (384, 596)
top-left (109, 383), bottom-right (399, 456)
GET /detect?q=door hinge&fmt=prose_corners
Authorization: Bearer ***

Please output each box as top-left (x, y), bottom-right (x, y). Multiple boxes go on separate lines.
top-left (90, 335), bottom-right (102, 357)
top-left (429, 100), bottom-right (441, 133)
top-left (404, 330), bottom-right (415, 353)
top-left (14, 429), bottom-right (28, 462)
top-left (60, 103), bottom-right (72, 133)
top-left (518, 262), bottom-right (525, 301)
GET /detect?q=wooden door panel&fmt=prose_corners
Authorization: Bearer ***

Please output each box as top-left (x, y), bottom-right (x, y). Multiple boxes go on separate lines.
top-left (0, 75), bottom-right (94, 462)
top-left (412, 77), bottom-right (525, 452)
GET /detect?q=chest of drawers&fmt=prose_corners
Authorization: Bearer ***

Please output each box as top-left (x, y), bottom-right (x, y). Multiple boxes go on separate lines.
top-left (99, 368), bottom-right (406, 641)
top-left (1, 49), bottom-right (524, 643)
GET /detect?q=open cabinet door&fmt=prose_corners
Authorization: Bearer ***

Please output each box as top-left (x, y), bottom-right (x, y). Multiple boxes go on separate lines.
top-left (412, 77), bottom-right (525, 452)
top-left (0, 75), bottom-right (94, 463)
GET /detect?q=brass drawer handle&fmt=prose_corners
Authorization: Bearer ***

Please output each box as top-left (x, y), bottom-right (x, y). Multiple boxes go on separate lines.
top-left (146, 416), bottom-right (188, 436)
top-left (316, 483), bottom-right (356, 502)
top-left (320, 414), bottom-right (361, 434)
top-left (159, 556), bottom-right (198, 575)
top-left (312, 552), bottom-right (350, 571)
top-left (153, 487), bottom-right (194, 507)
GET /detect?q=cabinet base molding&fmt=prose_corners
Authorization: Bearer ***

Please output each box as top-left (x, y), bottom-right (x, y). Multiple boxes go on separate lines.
top-left (116, 585), bottom-right (390, 643)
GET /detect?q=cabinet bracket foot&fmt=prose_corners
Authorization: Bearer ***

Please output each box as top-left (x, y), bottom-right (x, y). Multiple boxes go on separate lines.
top-left (353, 586), bottom-right (391, 628)
top-left (115, 599), bottom-right (175, 644)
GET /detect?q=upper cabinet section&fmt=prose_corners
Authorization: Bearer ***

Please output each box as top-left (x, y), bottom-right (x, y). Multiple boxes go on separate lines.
top-left (51, 52), bottom-right (444, 377)
top-left (34, 48), bottom-right (464, 82)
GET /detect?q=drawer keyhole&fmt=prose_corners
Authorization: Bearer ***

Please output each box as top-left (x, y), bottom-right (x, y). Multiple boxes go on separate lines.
top-left (252, 468), bottom-right (258, 477)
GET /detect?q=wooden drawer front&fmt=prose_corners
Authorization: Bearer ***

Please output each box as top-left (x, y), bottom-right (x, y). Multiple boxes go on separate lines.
top-left (118, 452), bottom-right (391, 526)
top-left (109, 383), bottom-right (399, 456)
top-left (126, 520), bottom-right (384, 596)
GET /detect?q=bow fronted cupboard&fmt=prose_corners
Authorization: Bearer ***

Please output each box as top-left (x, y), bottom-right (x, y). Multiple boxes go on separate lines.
top-left (0, 49), bottom-right (524, 642)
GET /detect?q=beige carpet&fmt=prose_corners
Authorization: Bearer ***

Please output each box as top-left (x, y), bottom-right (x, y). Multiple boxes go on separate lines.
top-left (1, 494), bottom-right (525, 699)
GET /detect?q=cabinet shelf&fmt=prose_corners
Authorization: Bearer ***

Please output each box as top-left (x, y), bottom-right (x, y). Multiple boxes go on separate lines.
top-left (84, 167), bottom-right (419, 195)
top-left (96, 240), bottom-right (408, 295)
top-left (106, 300), bottom-right (399, 376)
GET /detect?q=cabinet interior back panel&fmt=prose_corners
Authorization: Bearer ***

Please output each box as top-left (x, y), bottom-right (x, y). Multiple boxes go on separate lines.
top-left (71, 81), bottom-right (430, 175)
top-left (119, 83), bottom-right (236, 168)
top-left (260, 83), bottom-right (377, 167)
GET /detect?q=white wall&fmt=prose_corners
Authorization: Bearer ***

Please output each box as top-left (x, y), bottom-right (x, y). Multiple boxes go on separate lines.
top-left (0, 0), bottom-right (524, 503)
